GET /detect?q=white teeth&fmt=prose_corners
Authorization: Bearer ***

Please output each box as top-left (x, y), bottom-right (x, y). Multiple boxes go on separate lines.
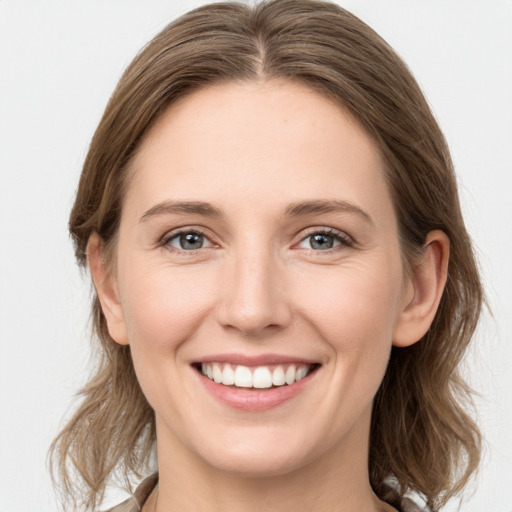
top-left (253, 367), bottom-right (273, 388)
top-left (285, 364), bottom-right (296, 385)
top-left (272, 366), bottom-right (286, 386)
top-left (295, 365), bottom-right (308, 382)
top-left (212, 363), bottom-right (222, 383)
top-left (234, 365), bottom-right (253, 387)
top-left (221, 364), bottom-right (235, 385)
top-left (200, 362), bottom-right (314, 388)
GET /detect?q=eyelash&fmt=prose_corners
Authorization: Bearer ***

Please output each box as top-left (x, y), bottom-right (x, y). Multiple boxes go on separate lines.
top-left (297, 227), bottom-right (354, 252)
top-left (159, 227), bottom-right (354, 254)
top-left (160, 228), bottom-right (216, 254)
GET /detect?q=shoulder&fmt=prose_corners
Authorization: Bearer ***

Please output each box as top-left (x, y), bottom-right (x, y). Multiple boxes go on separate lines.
top-left (102, 474), bottom-right (158, 512)
top-left (102, 473), bottom-right (432, 512)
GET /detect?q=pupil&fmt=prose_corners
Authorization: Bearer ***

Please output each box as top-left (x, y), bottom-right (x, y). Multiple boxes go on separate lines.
top-left (311, 234), bottom-right (333, 250)
top-left (180, 233), bottom-right (203, 250)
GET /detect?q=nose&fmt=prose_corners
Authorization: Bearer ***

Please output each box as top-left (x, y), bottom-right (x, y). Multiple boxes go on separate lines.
top-left (216, 246), bottom-right (292, 337)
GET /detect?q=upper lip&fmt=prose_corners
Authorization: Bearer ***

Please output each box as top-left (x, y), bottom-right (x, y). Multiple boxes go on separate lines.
top-left (191, 353), bottom-right (320, 367)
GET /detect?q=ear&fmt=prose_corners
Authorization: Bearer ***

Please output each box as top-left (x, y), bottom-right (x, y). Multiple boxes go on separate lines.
top-left (393, 230), bottom-right (450, 347)
top-left (87, 232), bottom-right (129, 346)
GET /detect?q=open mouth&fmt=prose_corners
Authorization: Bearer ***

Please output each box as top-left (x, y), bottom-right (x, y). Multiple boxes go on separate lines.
top-left (193, 362), bottom-right (321, 390)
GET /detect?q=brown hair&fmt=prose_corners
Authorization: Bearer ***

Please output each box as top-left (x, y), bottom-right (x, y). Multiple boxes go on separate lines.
top-left (50, 0), bottom-right (482, 509)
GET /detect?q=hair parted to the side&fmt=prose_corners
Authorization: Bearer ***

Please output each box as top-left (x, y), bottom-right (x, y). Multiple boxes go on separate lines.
top-left (50, 0), bottom-right (483, 510)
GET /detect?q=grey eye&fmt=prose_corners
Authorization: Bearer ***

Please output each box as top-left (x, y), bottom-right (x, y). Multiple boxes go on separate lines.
top-left (169, 232), bottom-right (208, 250)
top-left (298, 233), bottom-right (342, 251)
top-left (310, 234), bottom-right (334, 250)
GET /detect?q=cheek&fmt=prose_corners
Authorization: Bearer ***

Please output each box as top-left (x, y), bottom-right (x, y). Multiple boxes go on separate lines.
top-left (293, 259), bottom-right (403, 350)
top-left (117, 260), bottom-right (219, 419)
top-left (119, 260), bottom-right (217, 352)
top-left (293, 261), bottom-right (403, 422)
top-left (291, 258), bottom-right (403, 407)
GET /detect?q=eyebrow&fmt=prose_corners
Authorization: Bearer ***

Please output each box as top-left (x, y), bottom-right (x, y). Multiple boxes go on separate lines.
top-left (140, 200), bottom-right (223, 222)
top-left (284, 200), bottom-right (373, 224)
top-left (139, 199), bottom-right (373, 224)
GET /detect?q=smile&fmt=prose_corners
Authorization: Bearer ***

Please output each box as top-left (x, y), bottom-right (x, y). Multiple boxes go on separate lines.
top-left (193, 356), bottom-right (322, 411)
top-left (199, 362), bottom-right (316, 389)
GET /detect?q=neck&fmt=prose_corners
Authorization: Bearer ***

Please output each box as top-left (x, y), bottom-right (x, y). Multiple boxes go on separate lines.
top-left (151, 409), bottom-right (395, 512)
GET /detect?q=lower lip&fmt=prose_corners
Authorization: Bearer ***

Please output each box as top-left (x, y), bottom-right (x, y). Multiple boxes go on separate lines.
top-left (196, 369), bottom-right (318, 412)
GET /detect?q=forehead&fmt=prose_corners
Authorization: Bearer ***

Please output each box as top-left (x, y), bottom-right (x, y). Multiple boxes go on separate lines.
top-left (125, 80), bottom-right (395, 227)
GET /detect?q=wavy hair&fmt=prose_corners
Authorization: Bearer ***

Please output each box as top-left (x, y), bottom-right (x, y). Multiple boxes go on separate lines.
top-left (50, 0), bottom-right (483, 509)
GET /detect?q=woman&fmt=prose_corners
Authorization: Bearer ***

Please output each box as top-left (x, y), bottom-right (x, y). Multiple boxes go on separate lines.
top-left (50, 1), bottom-right (482, 511)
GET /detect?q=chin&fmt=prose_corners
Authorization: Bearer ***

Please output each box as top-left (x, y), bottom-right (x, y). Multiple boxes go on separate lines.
top-left (186, 426), bottom-right (322, 478)
top-left (202, 448), bottom-right (308, 479)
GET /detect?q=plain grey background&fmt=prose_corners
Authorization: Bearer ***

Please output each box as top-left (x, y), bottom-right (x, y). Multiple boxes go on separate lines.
top-left (0, 1), bottom-right (511, 510)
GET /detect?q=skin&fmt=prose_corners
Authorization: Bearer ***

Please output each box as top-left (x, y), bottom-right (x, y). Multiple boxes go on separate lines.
top-left (89, 80), bottom-right (449, 512)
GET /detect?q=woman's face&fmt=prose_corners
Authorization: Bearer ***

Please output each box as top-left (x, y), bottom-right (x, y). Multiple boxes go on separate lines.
top-left (104, 80), bottom-right (415, 476)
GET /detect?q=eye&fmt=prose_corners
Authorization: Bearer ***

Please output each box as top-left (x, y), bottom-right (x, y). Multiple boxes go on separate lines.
top-left (164, 230), bottom-right (214, 251)
top-left (297, 229), bottom-right (351, 251)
